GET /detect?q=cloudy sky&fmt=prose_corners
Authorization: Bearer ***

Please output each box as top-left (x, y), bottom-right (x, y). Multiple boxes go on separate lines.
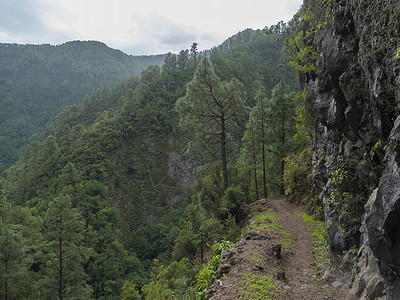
top-left (0, 0), bottom-right (303, 55)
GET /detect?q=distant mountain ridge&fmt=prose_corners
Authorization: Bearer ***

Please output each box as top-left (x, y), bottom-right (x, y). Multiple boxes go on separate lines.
top-left (0, 41), bottom-right (165, 166)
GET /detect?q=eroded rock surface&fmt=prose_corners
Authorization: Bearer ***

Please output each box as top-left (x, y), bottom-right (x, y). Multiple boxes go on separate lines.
top-left (302, 0), bottom-right (400, 297)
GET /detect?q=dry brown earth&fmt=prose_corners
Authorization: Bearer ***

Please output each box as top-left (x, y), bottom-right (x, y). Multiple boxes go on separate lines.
top-left (207, 197), bottom-right (349, 300)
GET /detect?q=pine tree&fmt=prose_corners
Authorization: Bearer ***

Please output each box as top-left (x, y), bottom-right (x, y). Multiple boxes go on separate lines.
top-left (190, 42), bottom-right (198, 65)
top-left (0, 198), bottom-right (41, 299)
top-left (265, 79), bottom-right (296, 195)
top-left (121, 281), bottom-right (141, 300)
top-left (240, 118), bottom-right (260, 201)
top-left (177, 49), bottom-right (189, 72)
top-left (175, 56), bottom-right (245, 190)
top-left (173, 195), bottom-right (222, 262)
top-left (240, 81), bottom-right (296, 197)
top-left (240, 84), bottom-right (269, 199)
top-left (39, 195), bottom-right (92, 299)
top-left (254, 85), bottom-right (269, 198)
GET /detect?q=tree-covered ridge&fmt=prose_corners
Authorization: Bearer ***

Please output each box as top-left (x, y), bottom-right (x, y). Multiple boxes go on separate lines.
top-left (0, 25), bottom-right (308, 299)
top-left (0, 41), bottom-right (165, 166)
top-left (1, 46), bottom-right (200, 298)
top-left (209, 28), bottom-right (298, 94)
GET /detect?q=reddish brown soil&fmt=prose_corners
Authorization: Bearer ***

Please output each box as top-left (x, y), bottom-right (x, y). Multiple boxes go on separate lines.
top-left (208, 197), bottom-right (348, 300)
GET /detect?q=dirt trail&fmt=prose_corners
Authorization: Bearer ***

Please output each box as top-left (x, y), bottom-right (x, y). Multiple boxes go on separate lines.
top-left (207, 197), bottom-right (348, 300)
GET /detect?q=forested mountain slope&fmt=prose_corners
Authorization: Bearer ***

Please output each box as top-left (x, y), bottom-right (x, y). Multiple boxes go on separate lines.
top-left (0, 41), bottom-right (165, 166)
top-left (0, 27), bottom-right (302, 299)
top-left (0, 0), bottom-right (395, 298)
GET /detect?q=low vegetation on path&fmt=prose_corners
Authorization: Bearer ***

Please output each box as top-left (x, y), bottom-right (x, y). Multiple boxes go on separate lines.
top-left (206, 197), bottom-right (348, 300)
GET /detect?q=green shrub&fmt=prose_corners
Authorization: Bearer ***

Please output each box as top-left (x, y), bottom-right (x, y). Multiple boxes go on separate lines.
top-left (219, 185), bottom-right (245, 221)
top-left (140, 258), bottom-right (197, 300)
top-left (223, 214), bottom-right (241, 243)
top-left (195, 266), bottom-right (215, 299)
top-left (211, 240), bottom-right (235, 256)
top-left (121, 281), bottom-right (141, 300)
top-left (194, 240), bottom-right (235, 299)
top-left (283, 150), bottom-right (312, 203)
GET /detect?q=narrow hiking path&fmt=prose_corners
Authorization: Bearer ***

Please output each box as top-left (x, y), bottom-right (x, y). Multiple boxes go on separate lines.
top-left (266, 197), bottom-right (345, 299)
top-left (207, 197), bottom-right (348, 299)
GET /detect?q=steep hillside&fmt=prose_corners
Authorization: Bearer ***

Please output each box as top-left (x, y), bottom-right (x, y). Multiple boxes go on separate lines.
top-left (0, 41), bottom-right (165, 166)
top-left (297, 0), bottom-right (400, 298)
top-left (3, 63), bottom-right (194, 298)
top-left (0, 27), bottom-right (302, 298)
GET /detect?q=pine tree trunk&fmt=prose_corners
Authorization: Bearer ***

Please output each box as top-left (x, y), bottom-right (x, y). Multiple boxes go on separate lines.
top-left (261, 114), bottom-right (267, 199)
top-left (5, 259), bottom-right (8, 300)
top-left (221, 116), bottom-right (229, 191)
top-left (280, 158), bottom-right (285, 195)
top-left (262, 143), bottom-right (267, 198)
top-left (280, 91), bottom-right (286, 196)
top-left (251, 128), bottom-right (259, 200)
top-left (59, 214), bottom-right (64, 300)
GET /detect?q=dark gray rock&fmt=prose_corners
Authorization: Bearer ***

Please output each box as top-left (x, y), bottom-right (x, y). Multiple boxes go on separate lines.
top-left (346, 190), bottom-right (385, 300)
top-left (366, 118), bottom-right (400, 272)
top-left (220, 249), bottom-right (234, 260)
top-left (345, 105), bottom-right (362, 133)
top-left (253, 264), bottom-right (264, 271)
top-left (205, 285), bottom-right (217, 299)
top-left (301, 0), bottom-right (400, 297)
top-left (242, 231), bottom-right (270, 240)
top-left (276, 270), bottom-right (286, 281)
top-left (215, 263), bottom-right (231, 279)
top-left (334, 7), bottom-right (355, 35)
top-left (272, 244), bottom-right (282, 259)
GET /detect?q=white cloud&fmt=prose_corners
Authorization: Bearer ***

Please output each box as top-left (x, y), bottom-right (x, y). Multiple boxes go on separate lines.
top-left (0, 0), bottom-right (303, 54)
top-left (113, 13), bottom-right (224, 54)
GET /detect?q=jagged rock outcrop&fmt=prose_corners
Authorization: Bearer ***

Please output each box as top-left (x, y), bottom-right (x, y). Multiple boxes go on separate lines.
top-left (302, 0), bottom-right (400, 298)
top-left (346, 189), bottom-right (385, 300)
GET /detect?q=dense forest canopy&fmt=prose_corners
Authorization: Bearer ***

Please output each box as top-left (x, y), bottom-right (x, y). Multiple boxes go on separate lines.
top-left (0, 41), bottom-right (165, 166)
top-left (0, 24), bottom-right (311, 299)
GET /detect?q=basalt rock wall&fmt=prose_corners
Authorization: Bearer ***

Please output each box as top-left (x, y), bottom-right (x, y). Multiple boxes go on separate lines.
top-left (301, 0), bottom-right (400, 298)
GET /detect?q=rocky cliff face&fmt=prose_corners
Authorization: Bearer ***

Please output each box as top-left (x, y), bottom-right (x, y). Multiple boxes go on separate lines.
top-left (301, 0), bottom-right (400, 298)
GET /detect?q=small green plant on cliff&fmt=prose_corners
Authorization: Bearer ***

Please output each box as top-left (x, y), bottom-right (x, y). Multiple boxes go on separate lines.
top-left (287, 31), bottom-right (318, 73)
top-left (389, 7), bottom-right (400, 25)
top-left (286, 0), bottom-right (337, 73)
top-left (283, 150), bottom-right (312, 202)
top-left (194, 240), bottom-right (235, 299)
top-left (284, 7), bottom-right (318, 73)
top-left (322, 0), bottom-right (334, 19)
top-left (373, 139), bottom-right (388, 154)
top-left (328, 156), bottom-right (349, 208)
top-left (396, 48), bottom-right (400, 58)
top-left (361, 45), bottom-right (389, 60)
top-left (327, 156), bottom-right (368, 247)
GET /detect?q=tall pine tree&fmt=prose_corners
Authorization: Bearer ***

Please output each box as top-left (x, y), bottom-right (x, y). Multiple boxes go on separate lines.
top-left (239, 84), bottom-right (269, 199)
top-left (175, 56), bottom-right (245, 190)
top-left (265, 79), bottom-right (296, 195)
top-left (39, 195), bottom-right (92, 299)
top-left (0, 198), bottom-right (41, 299)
